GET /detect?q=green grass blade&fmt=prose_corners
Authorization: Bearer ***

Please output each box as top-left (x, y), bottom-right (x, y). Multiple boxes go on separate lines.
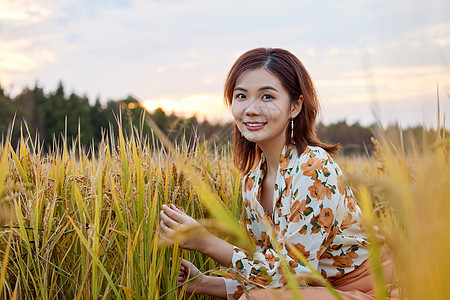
top-left (67, 216), bottom-right (123, 299)
top-left (0, 144), bottom-right (8, 196)
top-left (9, 146), bottom-right (28, 183)
top-left (0, 229), bottom-right (12, 297)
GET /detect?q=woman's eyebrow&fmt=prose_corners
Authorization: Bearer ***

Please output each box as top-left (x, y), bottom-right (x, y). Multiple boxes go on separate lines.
top-left (259, 86), bottom-right (279, 92)
top-left (234, 87), bottom-right (247, 92)
top-left (233, 86), bottom-right (279, 92)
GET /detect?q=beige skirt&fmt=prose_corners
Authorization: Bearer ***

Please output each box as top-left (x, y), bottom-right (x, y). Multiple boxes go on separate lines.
top-left (239, 252), bottom-right (399, 300)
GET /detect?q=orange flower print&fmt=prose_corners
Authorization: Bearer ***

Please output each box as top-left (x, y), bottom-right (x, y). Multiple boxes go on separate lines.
top-left (232, 285), bottom-right (245, 300)
top-left (332, 251), bottom-right (359, 268)
top-left (308, 180), bottom-right (331, 200)
top-left (341, 213), bottom-right (355, 230)
top-left (277, 264), bottom-right (284, 275)
top-left (244, 176), bottom-right (255, 192)
top-left (326, 188), bottom-right (332, 199)
top-left (276, 265), bottom-right (288, 284)
top-left (279, 150), bottom-right (291, 170)
top-left (320, 251), bottom-right (333, 259)
top-left (346, 195), bottom-right (357, 212)
top-left (332, 255), bottom-right (353, 268)
top-left (299, 225), bottom-right (307, 234)
top-left (289, 260), bottom-right (299, 269)
top-left (295, 242), bottom-right (311, 259)
top-left (300, 156), bottom-right (323, 179)
top-left (260, 231), bottom-right (271, 249)
top-left (337, 175), bottom-right (346, 195)
top-left (235, 259), bottom-right (244, 270)
top-left (321, 226), bottom-right (338, 250)
top-left (277, 263), bottom-right (296, 284)
top-left (274, 223), bottom-right (281, 233)
top-left (249, 273), bottom-right (270, 285)
top-left (265, 250), bottom-right (277, 269)
top-left (279, 274), bottom-right (288, 284)
top-left (251, 233), bottom-right (260, 245)
top-left (289, 199), bottom-right (306, 223)
top-left (318, 208), bottom-right (334, 232)
top-left (284, 175), bottom-right (294, 196)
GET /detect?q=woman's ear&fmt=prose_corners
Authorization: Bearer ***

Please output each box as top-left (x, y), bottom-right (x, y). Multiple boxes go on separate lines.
top-left (291, 95), bottom-right (303, 118)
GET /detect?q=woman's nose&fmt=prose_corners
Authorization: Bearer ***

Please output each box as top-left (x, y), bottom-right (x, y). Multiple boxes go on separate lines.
top-left (244, 98), bottom-right (260, 116)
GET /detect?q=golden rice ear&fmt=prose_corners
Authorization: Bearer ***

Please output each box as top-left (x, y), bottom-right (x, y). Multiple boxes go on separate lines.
top-left (0, 207), bottom-right (15, 223)
top-left (198, 219), bottom-right (240, 242)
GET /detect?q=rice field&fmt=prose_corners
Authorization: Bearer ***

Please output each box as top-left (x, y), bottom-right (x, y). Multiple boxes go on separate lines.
top-left (0, 117), bottom-right (449, 299)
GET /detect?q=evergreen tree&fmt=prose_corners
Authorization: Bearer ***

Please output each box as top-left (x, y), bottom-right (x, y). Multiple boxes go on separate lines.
top-left (0, 84), bottom-right (15, 135)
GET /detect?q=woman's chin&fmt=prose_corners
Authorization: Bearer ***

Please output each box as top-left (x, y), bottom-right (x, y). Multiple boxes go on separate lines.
top-left (242, 134), bottom-right (261, 143)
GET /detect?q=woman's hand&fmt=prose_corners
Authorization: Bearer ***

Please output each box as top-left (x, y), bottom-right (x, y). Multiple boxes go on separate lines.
top-left (159, 204), bottom-right (210, 251)
top-left (177, 259), bottom-right (205, 294)
top-left (177, 259), bottom-right (227, 298)
top-left (159, 203), bottom-right (234, 267)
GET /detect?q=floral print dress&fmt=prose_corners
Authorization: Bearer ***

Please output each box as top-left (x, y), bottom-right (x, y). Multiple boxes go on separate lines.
top-left (223, 145), bottom-right (370, 299)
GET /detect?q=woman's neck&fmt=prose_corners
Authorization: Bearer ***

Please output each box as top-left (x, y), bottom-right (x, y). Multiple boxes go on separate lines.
top-left (260, 142), bottom-right (285, 175)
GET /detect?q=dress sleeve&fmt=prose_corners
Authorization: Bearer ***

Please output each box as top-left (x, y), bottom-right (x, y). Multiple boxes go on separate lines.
top-left (228, 149), bottom-right (347, 289)
top-left (223, 277), bottom-right (249, 300)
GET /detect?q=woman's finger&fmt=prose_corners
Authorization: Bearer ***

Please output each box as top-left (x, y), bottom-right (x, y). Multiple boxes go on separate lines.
top-left (169, 203), bottom-right (185, 214)
top-left (177, 277), bottom-right (186, 286)
top-left (162, 204), bottom-right (187, 223)
top-left (159, 220), bottom-right (175, 235)
top-left (157, 231), bottom-right (174, 246)
top-left (160, 210), bottom-right (181, 229)
top-left (158, 224), bottom-right (176, 245)
top-left (180, 258), bottom-right (194, 269)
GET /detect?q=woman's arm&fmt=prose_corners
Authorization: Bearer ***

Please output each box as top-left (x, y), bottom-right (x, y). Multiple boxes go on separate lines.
top-left (159, 204), bottom-right (234, 266)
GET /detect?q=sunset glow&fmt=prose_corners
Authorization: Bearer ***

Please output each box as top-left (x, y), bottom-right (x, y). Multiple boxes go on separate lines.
top-left (142, 94), bottom-right (232, 123)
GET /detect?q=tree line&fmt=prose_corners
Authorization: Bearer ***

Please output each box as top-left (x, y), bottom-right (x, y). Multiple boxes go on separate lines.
top-left (0, 81), bottom-right (445, 155)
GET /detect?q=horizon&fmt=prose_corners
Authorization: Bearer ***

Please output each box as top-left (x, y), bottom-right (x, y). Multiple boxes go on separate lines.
top-left (2, 79), bottom-right (447, 130)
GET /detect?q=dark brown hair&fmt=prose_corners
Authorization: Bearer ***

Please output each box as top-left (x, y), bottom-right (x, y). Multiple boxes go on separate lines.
top-left (224, 48), bottom-right (339, 174)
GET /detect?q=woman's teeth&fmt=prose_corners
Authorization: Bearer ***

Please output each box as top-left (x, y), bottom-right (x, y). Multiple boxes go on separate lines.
top-left (246, 123), bottom-right (265, 127)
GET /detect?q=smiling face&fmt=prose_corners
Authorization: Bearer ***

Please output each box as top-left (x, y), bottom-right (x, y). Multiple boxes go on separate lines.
top-left (231, 68), bottom-right (300, 152)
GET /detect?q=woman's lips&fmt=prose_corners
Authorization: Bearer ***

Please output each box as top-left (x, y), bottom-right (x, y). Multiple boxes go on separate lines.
top-left (244, 122), bottom-right (266, 131)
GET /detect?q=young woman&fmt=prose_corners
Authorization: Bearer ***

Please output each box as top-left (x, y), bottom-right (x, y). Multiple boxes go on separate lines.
top-left (159, 48), bottom-right (397, 299)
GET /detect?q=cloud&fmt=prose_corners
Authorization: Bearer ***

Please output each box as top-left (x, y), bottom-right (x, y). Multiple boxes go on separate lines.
top-left (0, 0), bottom-right (449, 127)
top-left (0, 39), bottom-right (55, 73)
top-left (0, 0), bottom-right (50, 22)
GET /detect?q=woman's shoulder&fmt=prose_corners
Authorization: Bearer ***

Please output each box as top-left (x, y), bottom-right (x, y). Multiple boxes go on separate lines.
top-left (297, 145), bottom-right (342, 175)
top-left (300, 145), bottom-right (334, 161)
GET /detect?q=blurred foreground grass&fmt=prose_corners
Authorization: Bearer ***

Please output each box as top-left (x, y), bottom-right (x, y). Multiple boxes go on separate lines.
top-left (0, 121), bottom-right (449, 299)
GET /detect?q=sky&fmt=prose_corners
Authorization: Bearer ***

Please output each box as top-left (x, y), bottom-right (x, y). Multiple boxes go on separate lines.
top-left (1, 0), bottom-right (449, 128)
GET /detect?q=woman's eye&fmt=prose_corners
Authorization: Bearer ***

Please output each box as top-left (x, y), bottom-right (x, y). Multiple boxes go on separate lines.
top-left (235, 93), bottom-right (246, 100)
top-left (262, 94), bottom-right (273, 100)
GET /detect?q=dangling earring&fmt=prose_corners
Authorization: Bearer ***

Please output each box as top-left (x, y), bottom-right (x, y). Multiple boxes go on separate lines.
top-left (290, 117), bottom-right (294, 139)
